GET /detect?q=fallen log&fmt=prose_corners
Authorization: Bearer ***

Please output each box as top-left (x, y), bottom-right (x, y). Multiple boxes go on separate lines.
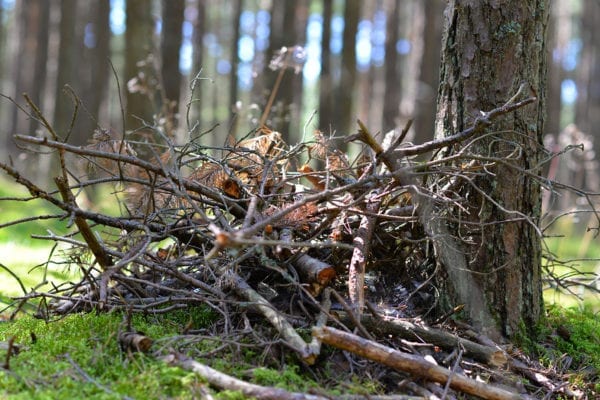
top-left (312, 325), bottom-right (523, 400)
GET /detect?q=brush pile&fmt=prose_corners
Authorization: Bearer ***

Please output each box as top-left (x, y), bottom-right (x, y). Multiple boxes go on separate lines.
top-left (1, 87), bottom-right (595, 398)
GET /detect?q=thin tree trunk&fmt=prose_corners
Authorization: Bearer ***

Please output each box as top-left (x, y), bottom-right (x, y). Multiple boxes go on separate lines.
top-left (160, 0), bottom-right (184, 133)
top-left (8, 0), bottom-right (51, 158)
top-left (262, 1), bottom-right (297, 138)
top-left (190, 0), bottom-right (206, 134)
top-left (335, 0), bottom-right (360, 137)
top-left (124, 0), bottom-right (155, 133)
top-left (382, 0), bottom-right (400, 133)
top-left (53, 0), bottom-right (78, 140)
top-left (413, 0), bottom-right (443, 143)
top-left (434, 0), bottom-right (548, 339)
top-left (318, 0), bottom-right (333, 132)
top-left (228, 0), bottom-right (242, 126)
top-left (88, 0), bottom-right (111, 131)
top-left (575, 0), bottom-right (600, 154)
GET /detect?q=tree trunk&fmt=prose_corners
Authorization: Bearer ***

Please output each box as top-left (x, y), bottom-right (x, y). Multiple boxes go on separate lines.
top-left (262, 0), bottom-right (297, 138)
top-left (190, 0), bottom-right (206, 133)
top-left (53, 0), bottom-right (78, 140)
top-left (229, 0), bottom-right (242, 124)
top-left (575, 0), bottom-right (600, 156)
top-left (160, 0), bottom-right (184, 133)
top-left (124, 0), bottom-right (155, 133)
top-left (318, 0), bottom-right (333, 132)
top-left (413, 0), bottom-right (443, 143)
top-left (8, 0), bottom-right (50, 158)
top-left (382, 0), bottom-right (400, 134)
top-left (434, 0), bottom-right (547, 339)
top-left (86, 0), bottom-right (111, 134)
top-left (335, 0), bottom-right (360, 137)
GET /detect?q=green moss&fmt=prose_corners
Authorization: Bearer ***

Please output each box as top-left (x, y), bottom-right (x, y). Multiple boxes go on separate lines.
top-left (543, 305), bottom-right (600, 370)
top-left (0, 311), bottom-right (210, 399)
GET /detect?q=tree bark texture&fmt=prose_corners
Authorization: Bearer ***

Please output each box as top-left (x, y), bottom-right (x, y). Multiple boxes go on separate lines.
top-left (434, 1), bottom-right (548, 338)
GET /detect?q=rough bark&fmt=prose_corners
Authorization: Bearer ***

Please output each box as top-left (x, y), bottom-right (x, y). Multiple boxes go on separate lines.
top-left (434, 0), bottom-right (548, 338)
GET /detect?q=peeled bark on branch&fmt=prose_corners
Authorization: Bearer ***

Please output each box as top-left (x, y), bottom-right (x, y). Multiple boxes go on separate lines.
top-left (312, 326), bottom-right (522, 400)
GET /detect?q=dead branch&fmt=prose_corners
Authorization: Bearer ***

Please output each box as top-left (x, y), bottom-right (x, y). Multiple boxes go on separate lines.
top-left (163, 352), bottom-right (425, 400)
top-left (54, 176), bottom-right (113, 269)
top-left (353, 314), bottom-right (508, 367)
top-left (163, 352), bottom-right (329, 400)
top-left (312, 326), bottom-right (522, 400)
top-left (223, 269), bottom-right (317, 363)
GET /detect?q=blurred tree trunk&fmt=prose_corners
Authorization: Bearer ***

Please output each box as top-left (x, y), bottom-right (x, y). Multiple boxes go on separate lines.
top-left (229, 0), bottom-right (242, 126)
top-left (412, 0), bottom-right (443, 143)
top-left (87, 0), bottom-right (111, 133)
top-left (290, 0), bottom-right (309, 143)
top-left (382, 0), bottom-right (400, 133)
top-left (124, 0), bottom-right (155, 134)
top-left (53, 0), bottom-right (78, 141)
top-left (318, 0), bottom-right (333, 132)
top-left (335, 0), bottom-right (360, 136)
top-left (434, 0), bottom-right (547, 339)
top-left (398, 0), bottom-right (424, 142)
top-left (262, 0), bottom-right (297, 138)
top-left (575, 0), bottom-right (600, 154)
top-left (8, 0), bottom-right (50, 156)
top-left (191, 0), bottom-right (206, 133)
top-left (160, 0), bottom-right (184, 133)
top-left (544, 5), bottom-right (563, 137)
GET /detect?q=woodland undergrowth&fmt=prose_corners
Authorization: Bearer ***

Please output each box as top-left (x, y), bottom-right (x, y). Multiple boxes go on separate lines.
top-left (0, 71), bottom-right (599, 398)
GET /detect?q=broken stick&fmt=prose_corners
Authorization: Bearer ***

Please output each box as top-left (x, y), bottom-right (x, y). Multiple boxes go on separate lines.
top-left (312, 326), bottom-right (522, 400)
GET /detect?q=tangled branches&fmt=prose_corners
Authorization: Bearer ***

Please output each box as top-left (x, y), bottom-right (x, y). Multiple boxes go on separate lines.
top-left (1, 84), bottom-right (598, 397)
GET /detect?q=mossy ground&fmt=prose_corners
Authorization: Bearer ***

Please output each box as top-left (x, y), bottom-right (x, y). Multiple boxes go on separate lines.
top-left (0, 309), bottom-right (336, 399)
top-left (0, 312), bottom-right (200, 399)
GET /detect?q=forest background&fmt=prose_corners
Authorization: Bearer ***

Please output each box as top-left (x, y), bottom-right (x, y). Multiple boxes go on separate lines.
top-left (0, 0), bottom-right (598, 306)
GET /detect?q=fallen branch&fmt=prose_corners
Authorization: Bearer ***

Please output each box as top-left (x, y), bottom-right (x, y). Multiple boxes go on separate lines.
top-left (163, 352), bottom-right (329, 400)
top-left (312, 326), bottom-right (522, 400)
top-left (163, 352), bottom-right (425, 400)
top-left (225, 270), bottom-right (317, 364)
top-left (355, 314), bottom-right (508, 367)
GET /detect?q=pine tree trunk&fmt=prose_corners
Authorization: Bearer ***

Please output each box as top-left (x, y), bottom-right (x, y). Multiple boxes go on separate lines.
top-left (160, 0), bottom-right (184, 132)
top-left (124, 0), bottom-right (155, 133)
top-left (434, 0), bottom-right (548, 339)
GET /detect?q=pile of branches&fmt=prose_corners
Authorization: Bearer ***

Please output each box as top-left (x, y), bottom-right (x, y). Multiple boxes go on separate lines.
top-left (0, 87), bottom-right (594, 399)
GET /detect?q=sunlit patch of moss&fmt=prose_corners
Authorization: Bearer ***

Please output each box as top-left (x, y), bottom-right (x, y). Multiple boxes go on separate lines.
top-left (544, 305), bottom-right (600, 370)
top-left (0, 312), bottom-right (208, 399)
